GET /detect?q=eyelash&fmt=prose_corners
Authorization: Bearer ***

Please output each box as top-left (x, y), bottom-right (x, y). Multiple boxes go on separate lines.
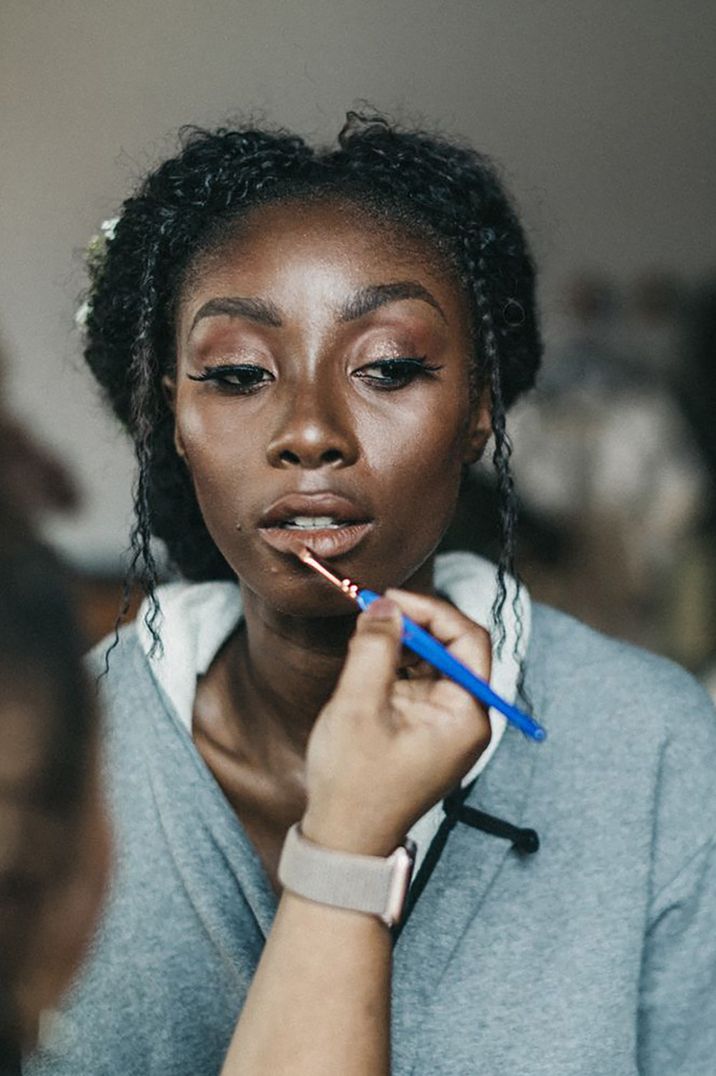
top-left (354, 357), bottom-right (442, 390)
top-left (186, 364), bottom-right (271, 394)
top-left (186, 357), bottom-right (442, 395)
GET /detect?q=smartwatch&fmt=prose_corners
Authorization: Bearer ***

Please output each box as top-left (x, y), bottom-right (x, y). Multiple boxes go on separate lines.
top-left (278, 823), bottom-right (416, 927)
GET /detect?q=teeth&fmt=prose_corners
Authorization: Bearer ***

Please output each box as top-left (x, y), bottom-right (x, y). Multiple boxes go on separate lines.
top-left (282, 516), bottom-right (344, 530)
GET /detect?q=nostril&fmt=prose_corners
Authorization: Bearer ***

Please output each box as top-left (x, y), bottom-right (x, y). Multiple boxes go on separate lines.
top-left (277, 446), bottom-right (344, 467)
top-left (279, 449), bottom-right (301, 465)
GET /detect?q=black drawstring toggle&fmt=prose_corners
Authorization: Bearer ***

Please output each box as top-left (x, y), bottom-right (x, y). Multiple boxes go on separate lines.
top-left (443, 788), bottom-right (540, 854)
top-left (392, 783), bottom-right (539, 944)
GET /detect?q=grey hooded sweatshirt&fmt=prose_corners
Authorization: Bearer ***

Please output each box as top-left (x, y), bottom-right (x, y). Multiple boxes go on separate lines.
top-left (25, 554), bottom-right (716, 1075)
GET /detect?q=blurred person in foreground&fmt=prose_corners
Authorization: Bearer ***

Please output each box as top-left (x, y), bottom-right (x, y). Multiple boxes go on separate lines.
top-left (0, 358), bottom-right (111, 1073)
top-left (0, 500), bottom-right (111, 1074)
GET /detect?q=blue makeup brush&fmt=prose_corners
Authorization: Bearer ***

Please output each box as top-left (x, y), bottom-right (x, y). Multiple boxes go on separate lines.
top-left (297, 547), bottom-right (546, 743)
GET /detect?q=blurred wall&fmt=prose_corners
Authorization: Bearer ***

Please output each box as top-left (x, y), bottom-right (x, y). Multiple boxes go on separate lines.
top-left (1, 0), bottom-right (714, 567)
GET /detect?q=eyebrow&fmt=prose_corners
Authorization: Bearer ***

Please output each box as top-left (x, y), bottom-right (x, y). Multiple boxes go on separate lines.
top-left (190, 296), bottom-right (283, 333)
top-left (189, 279), bottom-right (447, 336)
top-left (339, 281), bottom-right (447, 323)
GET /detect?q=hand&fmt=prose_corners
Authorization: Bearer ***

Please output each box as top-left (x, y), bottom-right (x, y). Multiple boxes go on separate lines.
top-left (301, 590), bottom-right (492, 856)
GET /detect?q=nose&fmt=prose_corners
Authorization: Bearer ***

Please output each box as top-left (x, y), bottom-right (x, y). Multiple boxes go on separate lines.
top-left (266, 383), bottom-right (360, 469)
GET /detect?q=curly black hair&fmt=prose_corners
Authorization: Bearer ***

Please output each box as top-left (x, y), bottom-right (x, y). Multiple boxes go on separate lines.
top-left (82, 111), bottom-right (541, 651)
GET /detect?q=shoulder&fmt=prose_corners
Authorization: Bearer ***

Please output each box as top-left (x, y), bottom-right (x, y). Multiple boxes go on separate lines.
top-left (84, 623), bottom-right (167, 759)
top-left (85, 621), bottom-right (147, 695)
top-left (525, 603), bottom-right (716, 876)
top-left (527, 602), bottom-right (716, 744)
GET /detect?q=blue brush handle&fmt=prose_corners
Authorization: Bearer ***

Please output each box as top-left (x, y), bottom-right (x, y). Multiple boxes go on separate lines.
top-left (357, 589), bottom-right (546, 742)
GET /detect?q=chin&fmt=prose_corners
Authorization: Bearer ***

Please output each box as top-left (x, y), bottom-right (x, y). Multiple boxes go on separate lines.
top-left (235, 564), bottom-right (357, 620)
top-left (227, 530), bottom-right (439, 616)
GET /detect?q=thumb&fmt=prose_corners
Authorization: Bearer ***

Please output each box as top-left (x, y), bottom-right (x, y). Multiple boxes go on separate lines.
top-left (334, 598), bottom-right (403, 712)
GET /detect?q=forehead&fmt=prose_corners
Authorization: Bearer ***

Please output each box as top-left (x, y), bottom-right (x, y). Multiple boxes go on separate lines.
top-left (180, 197), bottom-right (468, 319)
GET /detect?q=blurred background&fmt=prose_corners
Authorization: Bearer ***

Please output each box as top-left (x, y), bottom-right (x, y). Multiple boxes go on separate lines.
top-left (1, 0), bottom-right (714, 687)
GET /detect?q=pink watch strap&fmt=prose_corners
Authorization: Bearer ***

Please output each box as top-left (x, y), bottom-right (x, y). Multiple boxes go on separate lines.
top-left (278, 823), bottom-right (416, 927)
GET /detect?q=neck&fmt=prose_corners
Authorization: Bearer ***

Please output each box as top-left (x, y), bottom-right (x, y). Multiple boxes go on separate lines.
top-left (224, 557), bottom-right (436, 767)
top-left (231, 594), bottom-right (358, 759)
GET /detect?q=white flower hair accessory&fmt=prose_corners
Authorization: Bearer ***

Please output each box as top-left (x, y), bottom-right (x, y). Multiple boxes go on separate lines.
top-left (74, 216), bottom-right (120, 329)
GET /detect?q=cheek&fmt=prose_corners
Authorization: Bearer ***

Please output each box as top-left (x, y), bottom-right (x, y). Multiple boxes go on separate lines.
top-left (175, 400), bottom-right (257, 511)
top-left (177, 395), bottom-right (234, 465)
top-left (359, 405), bottom-right (469, 538)
top-left (360, 400), bottom-right (468, 489)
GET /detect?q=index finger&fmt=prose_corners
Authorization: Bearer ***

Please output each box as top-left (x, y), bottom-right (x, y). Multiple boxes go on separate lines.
top-left (333, 597), bottom-right (404, 711)
top-left (384, 587), bottom-right (492, 683)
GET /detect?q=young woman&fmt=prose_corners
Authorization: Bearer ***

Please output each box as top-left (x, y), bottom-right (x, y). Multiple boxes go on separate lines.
top-left (26, 114), bottom-right (716, 1075)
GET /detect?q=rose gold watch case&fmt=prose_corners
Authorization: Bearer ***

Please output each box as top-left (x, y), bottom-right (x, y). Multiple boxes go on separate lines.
top-left (382, 837), bottom-right (417, 926)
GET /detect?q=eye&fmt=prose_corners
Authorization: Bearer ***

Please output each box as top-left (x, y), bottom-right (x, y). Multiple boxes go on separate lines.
top-left (186, 363), bottom-right (274, 395)
top-left (353, 357), bottom-right (442, 390)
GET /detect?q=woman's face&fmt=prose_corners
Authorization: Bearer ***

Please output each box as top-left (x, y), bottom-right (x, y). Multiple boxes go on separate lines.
top-left (171, 199), bottom-right (489, 615)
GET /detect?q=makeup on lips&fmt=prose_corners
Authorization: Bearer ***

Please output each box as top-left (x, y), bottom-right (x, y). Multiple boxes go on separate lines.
top-left (257, 492), bottom-right (374, 559)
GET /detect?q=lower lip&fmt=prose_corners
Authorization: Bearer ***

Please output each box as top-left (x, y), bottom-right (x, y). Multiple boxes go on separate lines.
top-left (258, 522), bottom-right (373, 559)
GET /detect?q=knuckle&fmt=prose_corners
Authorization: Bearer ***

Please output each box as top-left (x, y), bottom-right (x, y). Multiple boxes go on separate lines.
top-left (334, 695), bottom-right (375, 724)
top-left (470, 624), bottom-right (492, 658)
top-left (355, 618), bottom-right (399, 643)
top-left (469, 622), bottom-right (491, 645)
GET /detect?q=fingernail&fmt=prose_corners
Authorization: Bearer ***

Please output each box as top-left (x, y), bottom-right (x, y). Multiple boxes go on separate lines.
top-left (364, 597), bottom-right (398, 620)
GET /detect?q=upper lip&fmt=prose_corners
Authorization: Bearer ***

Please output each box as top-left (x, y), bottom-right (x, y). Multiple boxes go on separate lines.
top-left (258, 492), bottom-right (373, 528)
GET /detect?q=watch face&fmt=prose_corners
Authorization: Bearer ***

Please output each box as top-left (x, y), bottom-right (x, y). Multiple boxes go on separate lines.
top-left (384, 845), bottom-right (416, 926)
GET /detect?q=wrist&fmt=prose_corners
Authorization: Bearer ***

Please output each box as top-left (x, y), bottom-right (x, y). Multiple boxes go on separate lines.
top-left (300, 809), bottom-right (407, 857)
